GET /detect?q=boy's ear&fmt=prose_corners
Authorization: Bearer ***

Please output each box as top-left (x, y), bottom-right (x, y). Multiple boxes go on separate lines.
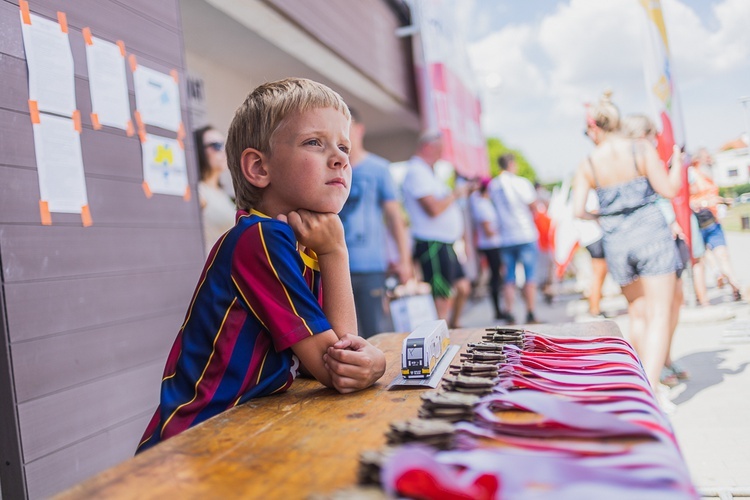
top-left (240, 148), bottom-right (270, 188)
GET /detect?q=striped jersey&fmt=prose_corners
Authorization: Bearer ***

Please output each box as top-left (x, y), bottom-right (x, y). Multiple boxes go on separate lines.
top-left (137, 209), bottom-right (331, 453)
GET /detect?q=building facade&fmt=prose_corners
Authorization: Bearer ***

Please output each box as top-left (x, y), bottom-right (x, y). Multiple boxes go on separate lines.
top-left (0, 1), bottom-right (419, 498)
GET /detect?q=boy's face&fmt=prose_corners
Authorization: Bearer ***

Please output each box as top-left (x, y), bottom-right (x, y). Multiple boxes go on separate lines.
top-left (259, 107), bottom-right (351, 216)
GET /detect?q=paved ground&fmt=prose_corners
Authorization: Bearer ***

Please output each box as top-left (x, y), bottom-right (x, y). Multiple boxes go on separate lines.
top-left (460, 231), bottom-right (750, 496)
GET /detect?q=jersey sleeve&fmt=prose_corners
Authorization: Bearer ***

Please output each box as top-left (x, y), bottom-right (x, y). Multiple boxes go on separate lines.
top-left (231, 220), bottom-right (331, 352)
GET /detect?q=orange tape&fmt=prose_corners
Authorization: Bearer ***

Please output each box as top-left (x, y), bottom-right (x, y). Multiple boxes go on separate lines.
top-left (138, 130), bottom-right (147, 143)
top-left (142, 181), bottom-right (153, 198)
top-left (183, 185), bottom-right (191, 201)
top-left (177, 122), bottom-right (185, 140)
top-left (81, 205), bottom-right (93, 227)
top-left (28, 100), bottom-right (40, 124)
top-left (20, 0), bottom-right (31, 25)
top-left (133, 110), bottom-right (143, 131)
top-left (91, 113), bottom-right (101, 130)
top-left (72, 110), bottom-right (82, 132)
top-left (39, 200), bottom-right (52, 225)
top-left (57, 12), bottom-right (68, 33)
top-left (82, 27), bottom-right (93, 45)
top-left (126, 120), bottom-right (135, 137)
top-left (177, 137), bottom-right (184, 150)
top-left (129, 54), bottom-right (137, 73)
top-left (170, 69), bottom-right (179, 83)
top-left (116, 40), bottom-right (126, 57)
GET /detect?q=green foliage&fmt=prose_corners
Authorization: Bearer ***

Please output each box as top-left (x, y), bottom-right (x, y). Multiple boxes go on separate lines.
top-left (719, 183), bottom-right (750, 198)
top-left (486, 137), bottom-right (537, 182)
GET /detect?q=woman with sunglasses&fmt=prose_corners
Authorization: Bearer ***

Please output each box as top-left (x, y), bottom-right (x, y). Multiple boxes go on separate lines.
top-left (572, 92), bottom-right (683, 403)
top-left (195, 125), bottom-right (237, 254)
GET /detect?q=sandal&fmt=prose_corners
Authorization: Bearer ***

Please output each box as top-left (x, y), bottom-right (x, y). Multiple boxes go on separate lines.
top-left (666, 362), bottom-right (689, 380)
top-left (660, 367), bottom-right (679, 388)
top-left (733, 288), bottom-right (743, 302)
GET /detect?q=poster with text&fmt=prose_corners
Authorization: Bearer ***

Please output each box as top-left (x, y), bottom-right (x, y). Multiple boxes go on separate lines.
top-left (133, 65), bottom-right (182, 132)
top-left (32, 114), bottom-right (88, 213)
top-left (20, 12), bottom-right (77, 117)
top-left (142, 134), bottom-right (188, 196)
top-left (85, 34), bottom-right (131, 130)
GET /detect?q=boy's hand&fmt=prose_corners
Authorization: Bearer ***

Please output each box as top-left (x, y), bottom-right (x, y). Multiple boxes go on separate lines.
top-left (323, 334), bottom-right (386, 394)
top-left (278, 209), bottom-right (345, 256)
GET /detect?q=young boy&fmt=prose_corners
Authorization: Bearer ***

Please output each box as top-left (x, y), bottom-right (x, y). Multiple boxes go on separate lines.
top-left (137, 78), bottom-right (387, 453)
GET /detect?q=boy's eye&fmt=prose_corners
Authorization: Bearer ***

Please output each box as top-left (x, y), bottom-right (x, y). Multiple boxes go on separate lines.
top-left (305, 139), bottom-right (321, 147)
top-left (339, 145), bottom-right (350, 155)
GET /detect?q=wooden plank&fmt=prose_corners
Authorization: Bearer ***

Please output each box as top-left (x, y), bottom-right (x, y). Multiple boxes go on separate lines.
top-left (0, 285), bottom-right (27, 500)
top-left (17, 360), bottom-right (163, 462)
top-left (0, 0), bottom-right (25, 58)
top-left (0, 166), bottom-right (201, 225)
top-left (11, 0), bottom-right (183, 68)
top-left (5, 268), bottom-right (198, 343)
top-left (25, 413), bottom-right (152, 500)
top-left (0, 108), bottom-right (35, 168)
top-left (110, 0), bottom-right (181, 32)
top-left (12, 311), bottom-right (182, 402)
top-left (268, 0), bottom-right (415, 106)
top-left (0, 53), bottom-right (28, 112)
top-left (56, 323), bottom-right (630, 499)
top-left (0, 225), bottom-right (204, 283)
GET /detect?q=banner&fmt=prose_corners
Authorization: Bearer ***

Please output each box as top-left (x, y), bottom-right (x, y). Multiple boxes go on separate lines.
top-left (410, 0), bottom-right (488, 179)
top-left (638, 0), bottom-right (692, 256)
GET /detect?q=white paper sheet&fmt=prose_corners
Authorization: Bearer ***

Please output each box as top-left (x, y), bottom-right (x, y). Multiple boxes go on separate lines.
top-left (85, 35), bottom-right (131, 130)
top-left (32, 114), bottom-right (88, 213)
top-left (141, 134), bottom-right (188, 196)
top-left (20, 13), bottom-right (77, 117)
top-left (133, 65), bottom-right (182, 132)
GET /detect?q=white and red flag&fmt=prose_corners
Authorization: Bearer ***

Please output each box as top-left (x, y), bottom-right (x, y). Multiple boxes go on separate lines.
top-left (638, 0), bottom-right (692, 255)
top-left (410, 0), bottom-right (488, 179)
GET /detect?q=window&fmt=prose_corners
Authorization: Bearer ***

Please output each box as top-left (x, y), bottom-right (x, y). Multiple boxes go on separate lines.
top-left (728, 169), bottom-right (738, 177)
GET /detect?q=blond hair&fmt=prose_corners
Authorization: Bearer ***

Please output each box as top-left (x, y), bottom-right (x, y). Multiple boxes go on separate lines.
top-left (588, 90), bottom-right (620, 133)
top-left (621, 114), bottom-right (657, 140)
top-left (225, 78), bottom-right (350, 210)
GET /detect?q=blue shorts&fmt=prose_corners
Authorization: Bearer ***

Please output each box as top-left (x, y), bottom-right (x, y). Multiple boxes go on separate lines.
top-left (700, 223), bottom-right (726, 250)
top-left (501, 242), bottom-right (538, 285)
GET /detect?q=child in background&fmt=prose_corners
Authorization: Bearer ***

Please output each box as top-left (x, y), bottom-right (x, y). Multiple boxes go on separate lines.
top-left (137, 78), bottom-right (386, 453)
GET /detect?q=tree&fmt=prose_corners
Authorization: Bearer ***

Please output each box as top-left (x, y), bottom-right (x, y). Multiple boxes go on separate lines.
top-left (485, 137), bottom-right (537, 181)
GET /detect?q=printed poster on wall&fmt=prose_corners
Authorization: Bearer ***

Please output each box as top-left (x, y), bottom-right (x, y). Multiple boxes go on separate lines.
top-left (133, 65), bottom-right (182, 132)
top-left (32, 114), bottom-right (88, 213)
top-left (20, 11), bottom-right (77, 117)
top-left (142, 134), bottom-right (188, 196)
top-left (85, 33), bottom-right (132, 131)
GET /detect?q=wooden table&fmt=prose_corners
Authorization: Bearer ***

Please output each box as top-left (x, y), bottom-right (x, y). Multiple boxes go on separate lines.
top-left (56, 322), bottom-right (625, 499)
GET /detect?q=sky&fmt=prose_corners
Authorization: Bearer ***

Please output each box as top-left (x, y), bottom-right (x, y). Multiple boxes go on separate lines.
top-left (459, 0), bottom-right (750, 182)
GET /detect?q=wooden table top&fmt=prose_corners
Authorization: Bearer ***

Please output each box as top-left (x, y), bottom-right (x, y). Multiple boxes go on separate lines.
top-left (56, 321), bottom-right (625, 499)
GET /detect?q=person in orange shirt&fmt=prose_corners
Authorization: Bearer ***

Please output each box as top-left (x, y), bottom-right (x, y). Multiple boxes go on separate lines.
top-left (689, 150), bottom-right (742, 302)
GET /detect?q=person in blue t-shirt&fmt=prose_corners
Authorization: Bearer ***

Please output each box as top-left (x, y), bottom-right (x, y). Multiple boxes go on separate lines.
top-left (339, 108), bottom-right (413, 338)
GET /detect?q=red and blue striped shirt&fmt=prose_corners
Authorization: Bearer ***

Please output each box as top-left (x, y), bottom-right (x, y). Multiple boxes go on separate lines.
top-left (137, 210), bottom-right (331, 453)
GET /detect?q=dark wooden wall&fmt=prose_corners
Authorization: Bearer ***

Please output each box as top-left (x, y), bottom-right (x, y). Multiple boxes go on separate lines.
top-left (0, 0), bottom-right (205, 498)
top-left (268, 0), bottom-right (417, 111)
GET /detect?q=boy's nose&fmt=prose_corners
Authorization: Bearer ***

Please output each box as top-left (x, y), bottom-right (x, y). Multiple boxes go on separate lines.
top-left (331, 149), bottom-right (349, 168)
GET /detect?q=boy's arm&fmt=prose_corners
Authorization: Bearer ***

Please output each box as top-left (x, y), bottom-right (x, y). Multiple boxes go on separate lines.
top-left (282, 209), bottom-right (385, 393)
top-left (282, 209), bottom-right (357, 337)
top-left (291, 333), bottom-right (386, 393)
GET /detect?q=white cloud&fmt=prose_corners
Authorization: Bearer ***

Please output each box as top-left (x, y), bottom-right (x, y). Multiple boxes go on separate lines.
top-left (467, 0), bottom-right (750, 181)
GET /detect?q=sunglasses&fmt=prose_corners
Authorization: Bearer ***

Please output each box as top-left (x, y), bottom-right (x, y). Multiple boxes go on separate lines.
top-left (205, 141), bottom-right (224, 152)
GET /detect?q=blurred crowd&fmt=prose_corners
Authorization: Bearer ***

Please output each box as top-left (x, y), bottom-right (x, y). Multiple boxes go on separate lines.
top-left (194, 95), bottom-right (744, 409)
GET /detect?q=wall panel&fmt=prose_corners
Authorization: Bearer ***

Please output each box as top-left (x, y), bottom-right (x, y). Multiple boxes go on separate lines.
top-left (17, 361), bottom-right (163, 462)
top-left (0, 0), bottom-right (201, 497)
top-left (23, 413), bottom-right (152, 500)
